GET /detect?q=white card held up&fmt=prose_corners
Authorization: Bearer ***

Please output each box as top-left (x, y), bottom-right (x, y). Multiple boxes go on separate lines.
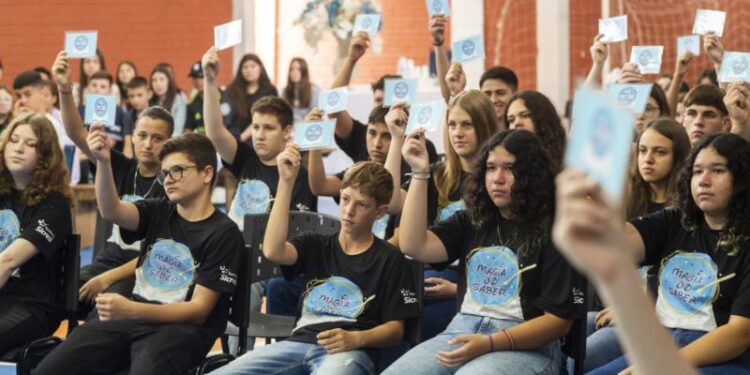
top-left (294, 120), bottom-right (336, 151)
top-left (693, 9), bottom-right (726, 37)
top-left (406, 100), bottom-right (447, 133)
top-left (718, 52), bottom-right (750, 83)
top-left (452, 35), bottom-right (485, 64)
top-left (65, 31), bottom-right (98, 58)
top-left (677, 35), bottom-right (701, 57)
top-left (598, 15), bottom-right (628, 43)
top-left (630, 46), bottom-right (664, 75)
top-left (607, 83), bottom-right (653, 114)
top-left (84, 94), bottom-right (117, 127)
top-left (566, 88), bottom-right (635, 199)
top-left (384, 78), bottom-right (418, 106)
top-left (352, 14), bottom-right (381, 35)
top-left (319, 88), bottom-right (348, 114)
top-left (214, 20), bottom-right (242, 50)
top-left (426, 0), bottom-right (450, 17)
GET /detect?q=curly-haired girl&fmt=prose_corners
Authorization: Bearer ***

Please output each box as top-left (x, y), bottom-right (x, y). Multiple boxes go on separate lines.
top-left (505, 91), bottom-right (567, 171)
top-left (0, 113), bottom-right (73, 354)
top-left (383, 129), bottom-right (582, 375)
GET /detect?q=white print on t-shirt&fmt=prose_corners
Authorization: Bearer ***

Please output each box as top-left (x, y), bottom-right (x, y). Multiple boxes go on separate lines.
top-left (0, 209), bottom-right (21, 252)
top-left (219, 265), bottom-right (237, 286)
top-left (294, 276), bottom-right (374, 333)
top-left (229, 179), bottom-right (272, 231)
top-left (656, 251), bottom-right (718, 332)
top-left (133, 239), bottom-right (197, 304)
top-left (35, 219), bottom-right (55, 243)
top-left (401, 288), bottom-right (418, 304)
top-left (107, 195), bottom-right (144, 252)
top-left (572, 287), bottom-right (585, 305)
top-left (461, 246), bottom-right (524, 322)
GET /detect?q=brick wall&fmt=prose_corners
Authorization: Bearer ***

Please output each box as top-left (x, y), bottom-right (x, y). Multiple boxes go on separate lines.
top-left (0, 0), bottom-right (233, 92)
top-left (484, 0), bottom-right (537, 91)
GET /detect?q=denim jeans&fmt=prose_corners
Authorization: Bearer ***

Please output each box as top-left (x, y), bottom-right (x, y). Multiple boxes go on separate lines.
top-left (208, 340), bottom-right (376, 375)
top-left (382, 313), bottom-right (562, 375)
top-left (567, 311), bottom-right (622, 374)
top-left (587, 328), bottom-right (750, 375)
top-left (267, 276), bottom-right (306, 316)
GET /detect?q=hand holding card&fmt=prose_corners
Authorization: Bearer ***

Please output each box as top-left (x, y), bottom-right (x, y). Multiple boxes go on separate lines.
top-left (677, 35), bottom-right (701, 57)
top-left (718, 52), bottom-right (750, 83)
top-left (353, 14), bottom-right (381, 36)
top-left (384, 78), bottom-right (418, 106)
top-left (693, 9), bottom-right (726, 37)
top-left (84, 95), bottom-right (117, 127)
top-left (629, 46), bottom-right (664, 75)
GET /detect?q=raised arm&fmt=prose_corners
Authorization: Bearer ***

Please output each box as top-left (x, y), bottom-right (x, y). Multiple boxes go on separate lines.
top-left (552, 168), bottom-right (696, 375)
top-left (262, 143), bottom-right (302, 265)
top-left (725, 83), bottom-right (750, 143)
top-left (52, 51), bottom-right (94, 160)
top-left (330, 32), bottom-right (370, 140)
top-left (304, 108), bottom-right (342, 197)
top-left (704, 32), bottom-right (725, 89)
top-left (383, 103), bottom-right (408, 214)
top-left (88, 124), bottom-right (140, 231)
top-left (667, 52), bottom-right (693, 116)
top-left (202, 47), bottom-right (239, 164)
top-left (584, 35), bottom-right (609, 88)
top-left (429, 15), bottom-right (451, 102)
top-left (398, 133), bottom-right (449, 263)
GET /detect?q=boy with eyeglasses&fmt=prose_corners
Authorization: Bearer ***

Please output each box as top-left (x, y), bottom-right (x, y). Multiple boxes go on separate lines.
top-left (33, 129), bottom-right (243, 375)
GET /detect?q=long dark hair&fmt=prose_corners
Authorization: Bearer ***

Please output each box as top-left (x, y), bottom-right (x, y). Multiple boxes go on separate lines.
top-left (227, 54), bottom-right (273, 128)
top-left (149, 66), bottom-right (178, 111)
top-left (78, 49), bottom-right (106, 104)
top-left (282, 57), bottom-right (312, 109)
top-left (627, 118), bottom-right (690, 218)
top-left (506, 91), bottom-right (567, 171)
top-left (464, 129), bottom-right (555, 242)
top-left (677, 133), bottom-right (750, 254)
top-left (116, 60), bottom-right (137, 102)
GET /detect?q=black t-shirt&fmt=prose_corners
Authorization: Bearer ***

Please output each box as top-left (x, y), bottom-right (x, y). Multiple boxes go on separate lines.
top-left (429, 211), bottom-right (583, 322)
top-left (283, 232), bottom-right (421, 344)
top-left (0, 190), bottom-right (72, 319)
top-left (631, 209), bottom-right (750, 331)
top-left (185, 90), bottom-right (239, 138)
top-left (223, 141), bottom-right (317, 230)
top-left (90, 150), bottom-right (166, 265)
top-left (80, 105), bottom-right (127, 151)
top-left (121, 199), bottom-right (243, 336)
top-left (334, 118), bottom-right (440, 174)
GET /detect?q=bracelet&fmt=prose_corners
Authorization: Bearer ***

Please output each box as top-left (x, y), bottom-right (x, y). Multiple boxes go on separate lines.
top-left (432, 40), bottom-right (444, 47)
top-left (501, 329), bottom-right (515, 351)
top-left (487, 334), bottom-right (495, 352)
top-left (411, 174), bottom-right (431, 180)
top-left (58, 85), bottom-right (72, 94)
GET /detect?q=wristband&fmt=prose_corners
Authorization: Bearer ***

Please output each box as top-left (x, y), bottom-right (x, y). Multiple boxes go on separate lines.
top-left (487, 334), bottom-right (495, 352)
top-left (501, 329), bottom-right (515, 351)
top-left (58, 84), bottom-right (73, 94)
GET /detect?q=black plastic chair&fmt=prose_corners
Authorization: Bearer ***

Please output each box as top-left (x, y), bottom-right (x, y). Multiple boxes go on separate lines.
top-left (0, 233), bottom-right (81, 375)
top-left (92, 212), bottom-right (112, 261)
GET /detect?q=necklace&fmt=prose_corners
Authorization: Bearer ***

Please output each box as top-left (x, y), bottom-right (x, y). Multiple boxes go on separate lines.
top-left (133, 167), bottom-right (160, 198)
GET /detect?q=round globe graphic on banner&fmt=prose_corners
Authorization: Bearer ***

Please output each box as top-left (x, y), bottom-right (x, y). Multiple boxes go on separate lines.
top-left (732, 56), bottom-right (749, 75)
top-left (394, 82), bottom-right (409, 99)
top-left (304, 276), bottom-right (366, 318)
top-left (305, 124), bottom-right (323, 142)
top-left (466, 246), bottom-right (520, 306)
top-left (233, 180), bottom-right (272, 215)
top-left (659, 252), bottom-right (718, 313)
top-left (94, 98), bottom-right (108, 117)
top-left (143, 239), bottom-right (195, 291)
top-left (617, 87), bottom-right (637, 105)
top-left (74, 35), bottom-right (88, 51)
top-left (462, 40), bottom-right (476, 56)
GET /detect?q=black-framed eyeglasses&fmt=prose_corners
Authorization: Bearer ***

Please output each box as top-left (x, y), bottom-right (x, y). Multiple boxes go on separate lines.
top-left (157, 165), bottom-right (199, 184)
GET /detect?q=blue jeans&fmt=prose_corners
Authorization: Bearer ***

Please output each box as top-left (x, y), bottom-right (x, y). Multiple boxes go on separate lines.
top-left (567, 311), bottom-right (622, 373)
top-left (382, 313), bottom-right (562, 375)
top-left (422, 268), bottom-right (459, 341)
top-left (208, 340), bottom-right (376, 375)
top-left (587, 329), bottom-right (750, 375)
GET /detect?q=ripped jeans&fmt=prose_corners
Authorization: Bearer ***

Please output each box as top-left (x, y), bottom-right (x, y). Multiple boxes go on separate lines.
top-left (208, 340), bottom-right (375, 375)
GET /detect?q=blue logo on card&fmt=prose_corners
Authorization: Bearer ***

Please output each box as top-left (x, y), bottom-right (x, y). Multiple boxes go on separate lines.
top-left (0, 209), bottom-right (20, 252)
top-left (592, 110), bottom-right (614, 157)
top-left (432, 0), bottom-right (444, 12)
top-left (233, 180), bottom-right (271, 215)
top-left (437, 200), bottom-right (465, 223)
top-left (418, 106), bottom-right (433, 125)
top-left (462, 40), bottom-right (476, 56)
top-left (732, 57), bottom-right (749, 75)
top-left (305, 124), bottom-right (323, 142)
top-left (467, 246), bottom-right (520, 306)
top-left (143, 239), bottom-right (196, 290)
top-left (74, 35), bottom-right (88, 51)
top-left (617, 87), bottom-right (637, 105)
top-left (304, 276), bottom-right (367, 319)
top-left (659, 252), bottom-right (718, 313)
top-left (362, 17), bottom-right (372, 28)
top-left (327, 92), bottom-right (340, 107)
top-left (638, 50), bottom-right (653, 65)
top-left (394, 82), bottom-right (409, 99)
top-left (94, 98), bottom-right (108, 117)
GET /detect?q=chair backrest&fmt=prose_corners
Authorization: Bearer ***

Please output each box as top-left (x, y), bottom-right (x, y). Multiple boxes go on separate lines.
top-left (92, 212), bottom-right (111, 261)
top-left (59, 234), bottom-right (81, 333)
top-left (226, 237), bottom-right (249, 354)
top-left (243, 212), bottom-right (341, 284)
